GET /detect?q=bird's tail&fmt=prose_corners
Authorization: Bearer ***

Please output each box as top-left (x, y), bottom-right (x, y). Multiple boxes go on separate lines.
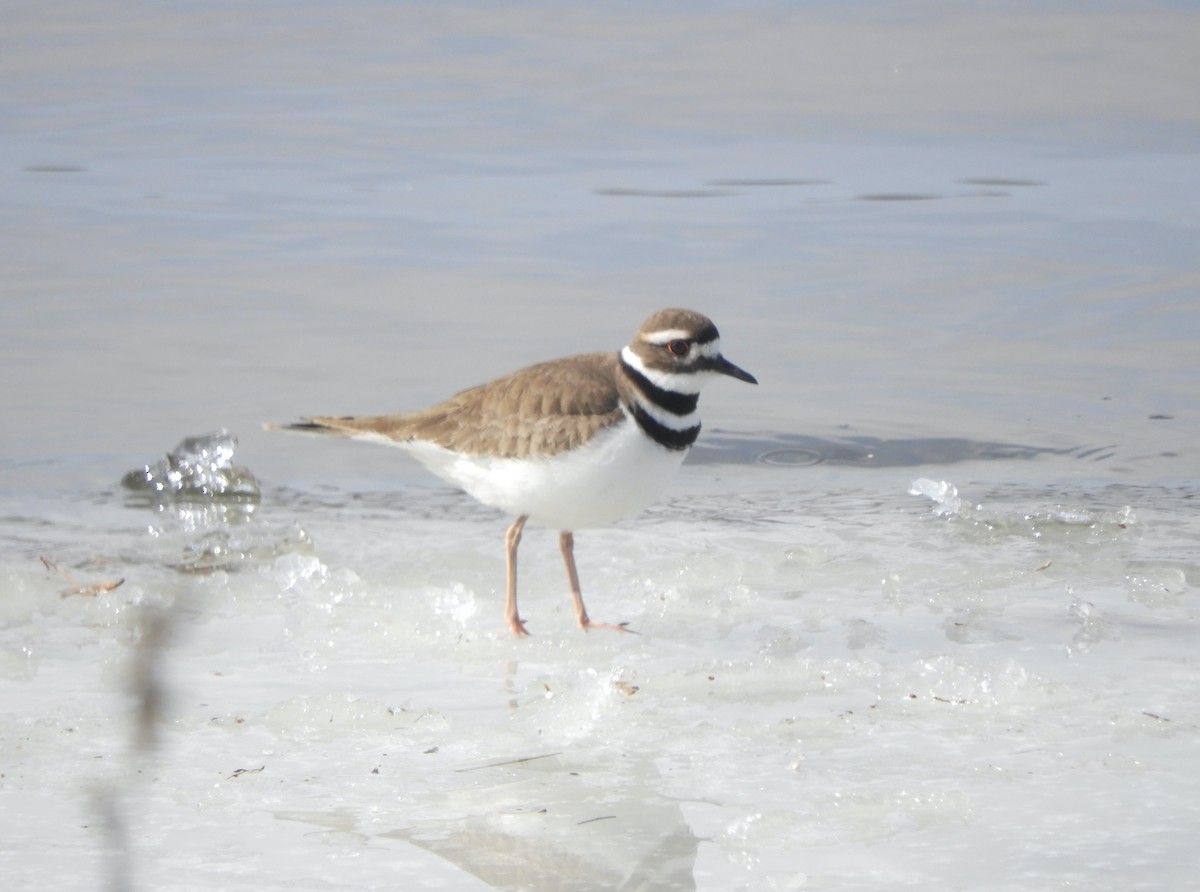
top-left (262, 419), bottom-right (356, 437)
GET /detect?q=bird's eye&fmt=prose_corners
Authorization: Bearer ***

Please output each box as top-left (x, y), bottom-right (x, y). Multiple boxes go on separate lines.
top-left (666, 339), bottom-right (690, 357)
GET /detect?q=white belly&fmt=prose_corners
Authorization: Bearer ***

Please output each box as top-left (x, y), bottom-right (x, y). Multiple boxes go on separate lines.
top-left (401, 417), bottom-right (687, 530)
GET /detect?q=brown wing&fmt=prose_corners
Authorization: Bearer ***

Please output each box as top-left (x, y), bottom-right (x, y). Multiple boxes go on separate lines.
top-left (281, 352), bottom-right (625, 459)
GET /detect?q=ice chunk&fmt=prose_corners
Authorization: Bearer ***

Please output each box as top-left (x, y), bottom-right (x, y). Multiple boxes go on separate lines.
top-left (122, 430), bottom-right (260, 503)
top-left (1067, 597), bottom-right (1119, 655)
top-left (120, 431), bottom-right (301, 571)
top-left (908, 478), bottom-right (962, 516)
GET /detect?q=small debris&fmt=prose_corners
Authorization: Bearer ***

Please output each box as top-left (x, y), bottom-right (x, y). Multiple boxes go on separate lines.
top-left (576, 815), bottom-right (617, 826)
top-left (40, 555), bottom-right (125, 598)
top-left (227, 766), bottom-right (265, 780)
top-left (455, 752), bottom-right (563, 773)
top-left (61, 579), bottom-right (126, 598)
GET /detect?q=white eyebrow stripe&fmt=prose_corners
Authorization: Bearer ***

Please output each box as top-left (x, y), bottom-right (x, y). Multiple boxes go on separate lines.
top-left (641, 328), bottom-right (693, 345)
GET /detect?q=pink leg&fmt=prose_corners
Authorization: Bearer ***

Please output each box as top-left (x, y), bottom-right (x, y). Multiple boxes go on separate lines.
top-left (505, 516), bottom-right (530, 637)
top-left (559, 531), bottom-right (634, 633)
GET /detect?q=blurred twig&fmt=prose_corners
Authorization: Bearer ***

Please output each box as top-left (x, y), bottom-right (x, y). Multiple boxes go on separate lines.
top-left (42, 550), bottom-right (181, 892)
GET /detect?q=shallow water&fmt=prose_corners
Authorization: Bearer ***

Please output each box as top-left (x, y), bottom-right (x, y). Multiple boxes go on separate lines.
top-left (3, 2), bottom-right (1199, 890)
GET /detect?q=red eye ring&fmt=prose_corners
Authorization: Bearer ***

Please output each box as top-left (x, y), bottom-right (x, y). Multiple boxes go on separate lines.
top-left (666, 339), bottom-right (690, 357)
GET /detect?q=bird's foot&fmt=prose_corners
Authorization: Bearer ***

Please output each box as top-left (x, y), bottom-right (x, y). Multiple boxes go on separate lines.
top-left (507, 617), bottom-right (530, 637)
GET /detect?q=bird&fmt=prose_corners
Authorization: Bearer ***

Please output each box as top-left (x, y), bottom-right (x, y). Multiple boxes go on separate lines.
top-left (266, 308), bottom-right (757, 636)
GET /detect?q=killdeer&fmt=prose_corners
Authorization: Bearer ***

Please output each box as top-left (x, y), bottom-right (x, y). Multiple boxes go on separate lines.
top-left (267, 308), bottom-right (756, 636)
